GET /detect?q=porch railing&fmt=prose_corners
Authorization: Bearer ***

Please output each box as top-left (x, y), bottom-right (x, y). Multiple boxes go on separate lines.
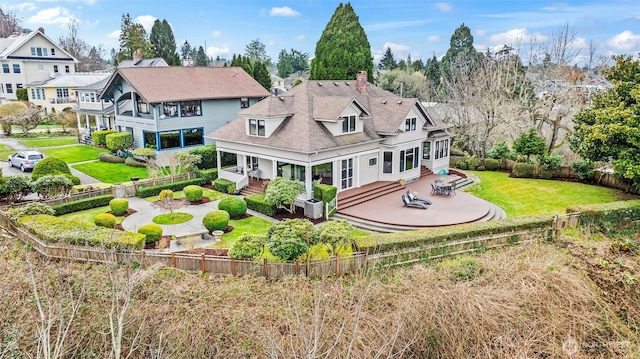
top-left (218, 167), bottom-right (249, 191)
top-left (325, 196), bottom-right (337, 219)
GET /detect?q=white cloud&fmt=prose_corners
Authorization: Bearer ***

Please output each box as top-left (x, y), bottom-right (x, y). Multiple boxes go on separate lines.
top-left (9, 2), bottom-right (37, 12)
top-left (107, 30), bottom-right (120, 39)
top-left (35, 0), bottom-right (96, 4)
top-left (134, 15), bottom-right (156, 32)
top-left (434, 2), bottom-right (452, 12)
top-left (269, 6), bottom-right (300, 17)
top-left (295, 34), bottom-right (305, 40)
top-left (476, 29), bottom-right (487, 36)
top-left (211, 30), bottom-right (221, 38)
top-left (607, 30), bottom-right (640, 51)
top-left (427, 35), bottom-right (441, 42)
top-left (206, 44), bottom-right (230, 59)
top-left (383, 42), bottom-right (410, 53)
top-left (488, 28), bottom-right (546, 46)
top-left (26, 7), bottom-right (75, 26)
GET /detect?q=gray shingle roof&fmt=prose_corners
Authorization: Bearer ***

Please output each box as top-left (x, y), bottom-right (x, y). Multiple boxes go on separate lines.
top-left (209, 80), bottom-right (449, 153)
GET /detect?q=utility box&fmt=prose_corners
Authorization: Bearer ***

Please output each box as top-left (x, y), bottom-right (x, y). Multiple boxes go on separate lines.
top-left (304, 199), bottom-right (324, 219)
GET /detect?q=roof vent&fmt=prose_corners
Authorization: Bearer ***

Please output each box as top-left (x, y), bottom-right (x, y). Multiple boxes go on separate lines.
top-left (381, 100), bottom-right (387, 104)
top-left (279, 96), bottom-right (285, 102)
top-left (334, 82), bottom-right (339, 86)
top-left (317, 82), bottom-right (323, 86)
top-left (397, 100), bottom-right (402, 105)
top-left (345, 82), bottom-right (350, 86)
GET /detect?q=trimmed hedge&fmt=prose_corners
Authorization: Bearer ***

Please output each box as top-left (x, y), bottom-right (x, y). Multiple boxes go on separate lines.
top-left (354, 215), bottom-right (553, 252)
top-left (32, 157), bottom-right (72, 180)
top-left (314, 184), bottom-right (336, 216)
top-left (92, 130), bottom-right (117, 146)
top-left (184, 185), bottom-right (203, 202)
top-left (6, 202), bottom-right (54, 221)
top-left (512, 163), bottom-right (535, 178)
top-left (109, 198), bottom-right (129, 215)
top-left (244, 193), bottom-right (276, 216)
top-left (19, 214), bottom-right (145, 251)
top-left (484, 159), bottom-right (500, 171)
top-left (213, 178), bottom-right (234, 193)
top-left (136, 178), bottom-right (205, 198)
top-left (98, 152), bottom-right (126, 163)
top-left (188, 144), bottom-right (217, 169)
top-left (567, 200), bottom-right (640, 230)
top-left (124, 157), bottom-right (147, 168)
top-left (138, 223), bottom-right (163, 244)
top-left (203, 210), bottom-right (230, 232)
top-left (94, 213), bottom-right (116, 228)
top-left (196, 168), bottom-right (218, 184)
top-left (52, 195), bottom-right (115, 216)
top-left (218, 196), bottom-right (247, 218)
top-left (105, 132), bottom-right (133, 152)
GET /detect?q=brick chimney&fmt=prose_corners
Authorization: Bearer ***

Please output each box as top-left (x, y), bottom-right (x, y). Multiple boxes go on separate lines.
top-left (37, 27), bottom-right (45, 34)
top-left (133, 49), bottom-right (143, 65)
top-left (356, 71), bottom-right (367, 93)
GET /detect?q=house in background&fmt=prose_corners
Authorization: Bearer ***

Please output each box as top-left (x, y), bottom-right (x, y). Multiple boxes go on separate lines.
top-left (209, 71), bottom-right (453, 199)
top-left (100, 66), bottom-right (270, 158)
top-left (72, 75), bottom-right (116, 133)
top-left (26, 72), bottom-right (110, 115)
top-left (118, 50), bottom-right (168, 68)
top-left (0, 28), bottom-right (77, 102)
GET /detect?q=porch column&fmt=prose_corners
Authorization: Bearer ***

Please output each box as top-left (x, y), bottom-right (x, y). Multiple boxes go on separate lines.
top-left (76, 112), bottom-right (81, 130)
top-left (216, 150), bottom-right (221, 173)
top-left (272, 161), bottom-right (278, 180)
top-left (85, 114), bottom-right (90, 129)
top-left (355, 155), bottom-right (361, 188)
top-left (305, 164), bottom-right (313, 198)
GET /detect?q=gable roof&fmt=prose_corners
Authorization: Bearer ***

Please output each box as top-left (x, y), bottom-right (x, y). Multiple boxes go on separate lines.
top-left (209, 80), bottom-right (450, 153)
top-left (27, 73), bottom-right (110, 88)
top-left (118, 57), bottom-right (168, 68)
top-left (102, 66), bottom-right (270, 103)
top-left (0, 30), bottom-right (78, 62)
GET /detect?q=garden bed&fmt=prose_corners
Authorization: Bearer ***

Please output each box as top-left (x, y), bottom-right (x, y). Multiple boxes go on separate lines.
top-left (174, 247), bottom-right (229, 256)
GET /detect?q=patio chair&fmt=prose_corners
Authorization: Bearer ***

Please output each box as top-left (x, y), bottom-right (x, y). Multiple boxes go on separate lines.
top-left (407, 190), bottom-right (432, 205)
top-left (402, 195), bottom-right (428, 210)
top-left (235, 166), bottom-right (244, 174)
top-left (450, 182), bottom-right (457, 195)
top-left (250, 168), bottom-right (261, 180)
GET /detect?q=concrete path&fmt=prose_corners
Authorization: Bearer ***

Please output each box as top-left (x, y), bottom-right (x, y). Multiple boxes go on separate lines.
top-left (0, 135), bottom-right (101, 184)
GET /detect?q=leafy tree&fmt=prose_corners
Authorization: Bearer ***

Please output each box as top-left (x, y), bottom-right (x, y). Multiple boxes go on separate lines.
top-left (266, 219), bottom-right (319, 261)
top-left (116, 13), bottom-right (155, 64)
top-left (228, 234), bottom-right (267, 260)
top-left (310, 3), bottom-right (374, 82)
top-left (264, 177), bottom-right (304, 214)
top-left (513, 129), bottom-right (547, 161)
top-left (15, 88), bottom-right (27, 101)
top-left (378, 47), bottom-right (397, 71)
top-left (486, 140), bottom-right (513, 160)
top-left (194, 46), bottom-right (208, 66)
top-left (397, 59), bottom-right (407, 71)
top-left (570, 55), bottom-right (640, 190)
top-left (277, 49), bottom-right (293, 78)
top-left (317, 220), bottom-right (353, 256)
top-left (149, 19), bottom-right (180, 65)
top-left (244, 39), bottom-right (271, 66)
top-left (378, 69), bottom-right (428, 99)
top-left (410, 59), bottom-right (424, 72)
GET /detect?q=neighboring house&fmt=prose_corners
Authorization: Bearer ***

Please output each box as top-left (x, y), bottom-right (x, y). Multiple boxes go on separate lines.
top-left (72, 75), bottom-right (117, 131)
top-left (26, 72), bottom-right (110, 115)
top-left (99, 66), bottom-right (270, 155)
top-left (270, 74), bottom-right (286, 95)
top-left (118, 50), bottom-right (168, 68)
top-left (0, 28), bottom-right (77, 102)
top-left (208, 71), bottom-right (453, 199)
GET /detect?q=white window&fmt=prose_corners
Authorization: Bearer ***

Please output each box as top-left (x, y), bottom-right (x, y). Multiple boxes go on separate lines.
top-left (399, 147), bottom-right (419, 172)
top-left (341, 115), bottom-right (356, 133)
top-left (368, 157), bottom-right (377, 166)
top-left (434, 139), bottom-right (449, 160)
top-left (240, 97), bottom-right (249, 108)
top-left (249, 119), bottom-right (265, 136)
top-left (56, 88), bottom-right (69, 98)
top-left (37, 64), bottom-right (44, 71)
top-left (405, 117), bottom-right (417, 131)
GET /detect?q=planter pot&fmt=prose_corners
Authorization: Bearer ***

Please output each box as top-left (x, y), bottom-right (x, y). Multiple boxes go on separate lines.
top-left (212, 230), bottom-right (224, 241)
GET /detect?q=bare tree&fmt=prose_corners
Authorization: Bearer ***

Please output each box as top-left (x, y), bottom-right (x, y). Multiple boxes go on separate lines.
top-left (547, 22), bottom-right (581, 66)
top-left (57, 19), bottom-right (90, 72)
top-left (8, 104), bottom-right (42, 134)
top-left (586, 39), bottom-right (599, 75)
top-left (0, 6), bottom-right (21, 38)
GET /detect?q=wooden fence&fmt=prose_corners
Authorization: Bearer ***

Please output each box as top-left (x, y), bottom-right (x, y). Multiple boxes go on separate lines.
top-left (2, 187), bottom-right (115, 209)
top-left (119, 172), bottom-right (198, 198)
top-left (0, 209), bottom-right (591, 278)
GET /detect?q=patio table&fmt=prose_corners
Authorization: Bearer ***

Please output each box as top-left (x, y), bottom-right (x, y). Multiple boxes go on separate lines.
top-left (435, 182), bottom-right (453, 195)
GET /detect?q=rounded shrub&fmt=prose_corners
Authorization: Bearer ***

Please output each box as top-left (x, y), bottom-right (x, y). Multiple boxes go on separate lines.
top-left (94, 213), bottom-right (116, 228)
top-left (476, 165), bottom-right (486, 171)
top-left (218, 196), bottom-right (247, 219)
top-left (484, 159), bottom-right (500, 171)
top-left (98, 152), bottom-right (126, 163)
top-left (184, 185), bottom-right (203, 202)
top-left (125, 157), bottom-right (147, 168)
top-left (202, 210), bottom-right (230, 232)
top-left (158, 189), bottom-right (173, 200)
top-left (32, 157), bottom-right (71, 181)
top-left (138, 223), bottom-right (163, 244)
top-left (109, 198), bottom-right (129, 215)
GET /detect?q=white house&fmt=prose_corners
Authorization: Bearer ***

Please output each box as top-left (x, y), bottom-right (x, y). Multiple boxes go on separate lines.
top-left (208, 71), bottom-right (453, 198)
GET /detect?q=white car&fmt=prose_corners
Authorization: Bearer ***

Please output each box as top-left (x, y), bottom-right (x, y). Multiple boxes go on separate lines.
top-left (8, 151), bottom-right (44, 172)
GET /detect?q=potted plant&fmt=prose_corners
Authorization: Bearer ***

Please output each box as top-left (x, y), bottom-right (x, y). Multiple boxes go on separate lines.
top-left (398, 178), bottom-right (406, 187)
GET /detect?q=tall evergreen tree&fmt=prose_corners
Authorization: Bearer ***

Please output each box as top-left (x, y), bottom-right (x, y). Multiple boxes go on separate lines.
top-left (290, 49), bottom-right (309, 75)
top-left (309, 3), bottom-right (374, 82)
top-left (441, 23), bottom-right (482, 76)
top-left (378, 47), bottom-right (397, 71)
top-left (149, 19), bottom-right (180, 65)
top-left (252, 61), bottom-right (272, 91)
top-left (245, 39), bottom-right (271, 66)
top-left (117, 13), bottom-right (155, 64)
top-left (194, 46), bottom-right (208, 66)
top-left (277, 49), bottom-right (293, 78)
top-left (180, 40), bottom-right (192, 59)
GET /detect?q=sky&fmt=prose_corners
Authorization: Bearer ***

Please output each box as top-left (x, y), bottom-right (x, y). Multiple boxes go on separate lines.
top-left (4, 0), bottom-right (640, 66)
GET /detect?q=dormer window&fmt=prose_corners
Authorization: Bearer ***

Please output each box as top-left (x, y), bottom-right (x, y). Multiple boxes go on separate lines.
top-left (341, 115), bottom-right (356, 133)
top-left (405, 117), bottom-right (417, 132)
top-left (249, 119), bottom-right (265, 136)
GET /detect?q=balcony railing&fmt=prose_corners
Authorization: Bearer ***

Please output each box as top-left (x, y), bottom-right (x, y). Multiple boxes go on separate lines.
top-left (50, 97), bottom-right (75, 104)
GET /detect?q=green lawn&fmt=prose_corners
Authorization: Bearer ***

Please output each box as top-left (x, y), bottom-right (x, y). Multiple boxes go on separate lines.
top-left (72, 162), bottom-right (148, 183)
top-left (0, 143), bottom-right (15, 160)
top-left (42, 145), bottom-right (109, 163)
top-left (209, 216), bottom-right (274, 248)
top-left (17, 137), bottom-right (77, 148)
top-left (144, 188), bottom-right (230, 202)
top-left (59, 206), bottom-right (125, 225)
top-left (464, 171), bottom-right (638, 217)
top-left (153, 212), bottom-right (193, 225)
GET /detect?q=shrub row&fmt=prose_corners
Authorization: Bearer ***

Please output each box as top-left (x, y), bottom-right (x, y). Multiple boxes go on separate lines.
top-left (213, 178), bottom-right (234, 193)
top-left (92, 130), bottom-right (117, 146)
top-left (5, 202), bottom-right (55, 221)
top-left (567, 200), bottom-right (640, 230)
top-left (314, 184), bottom-right (336, 216)
top-left (196, 168), bottom-right (218, 184)
top-left (188, 144), bottom-right (217, 169)
top-left (512, 163), bottom-right (535, 178)
top-left (98, 152), bottom-right (126, 163)
top-left (136, 178), bottom-right (205, 198)
top-left (354, 215), bottom-right (553, 252)
top-left (105, 132), bottom-right (133, 152)
top-left (52, 195), bottom-right (115, 216)
top-left (19, 214), bottom-right (145, 251)
top-left (244, 193), bottom-right (276, 216)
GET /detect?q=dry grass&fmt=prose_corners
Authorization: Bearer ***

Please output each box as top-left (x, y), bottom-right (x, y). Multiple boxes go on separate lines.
top-left (0, 228), bottom-right (638, 358)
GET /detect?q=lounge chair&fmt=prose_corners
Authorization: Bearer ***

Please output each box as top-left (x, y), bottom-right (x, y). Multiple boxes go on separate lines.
top-left (407, 190), bottom-right (432, 205)
top-left (402, 195), bottom-right (428, 209)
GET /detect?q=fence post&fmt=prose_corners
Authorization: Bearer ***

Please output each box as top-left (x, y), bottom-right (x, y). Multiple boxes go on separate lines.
top-left (335, 255), bottom-right (340, 275)
top-left (201, 253), bottom-right (205, 273)
top-left (231, 257), bottom-right (236, 276)
top-left (295, 260), bottom-right (299, 276)
top-left (263, 257), bottom-right (268, 278)
top-left (171, 253), bottom-right (176, 267)
top-left (141, 250), bottom-right (145, 267)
